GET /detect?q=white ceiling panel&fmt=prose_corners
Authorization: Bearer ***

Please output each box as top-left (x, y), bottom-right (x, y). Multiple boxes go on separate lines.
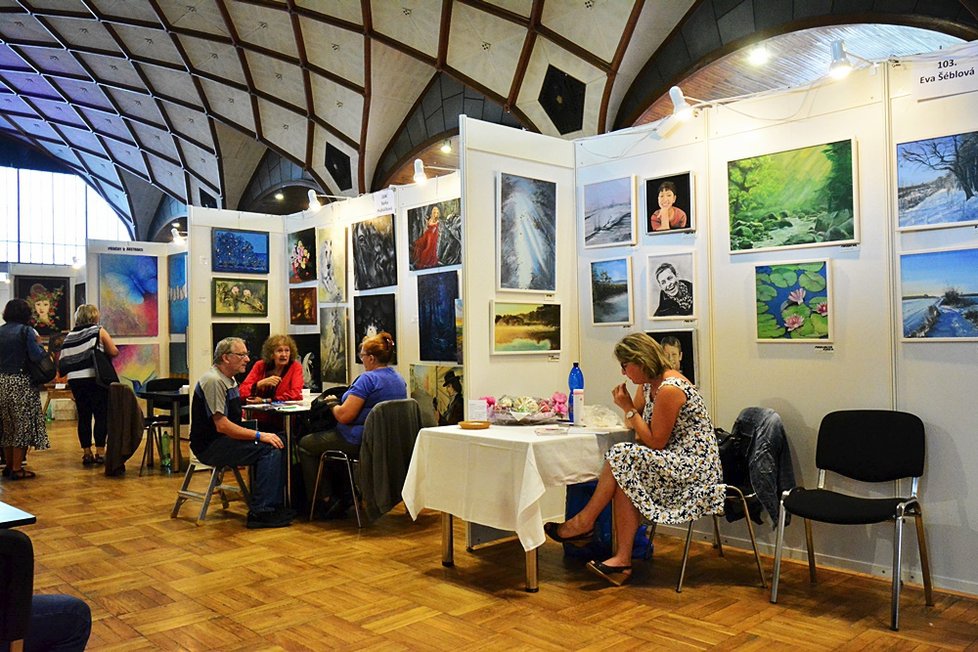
top-left (447, 2), bottom-right (525, 99)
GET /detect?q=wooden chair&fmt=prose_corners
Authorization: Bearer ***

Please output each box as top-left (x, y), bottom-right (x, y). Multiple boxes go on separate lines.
top-left (170, 453), bottom-right (251, 525)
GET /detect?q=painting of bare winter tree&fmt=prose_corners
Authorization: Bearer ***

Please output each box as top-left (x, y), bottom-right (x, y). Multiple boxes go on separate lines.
top-left (897, 130), bottom-right (978, 231)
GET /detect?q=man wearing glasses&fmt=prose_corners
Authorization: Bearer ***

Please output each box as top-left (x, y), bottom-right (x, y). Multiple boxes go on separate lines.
top-left (189, 337), bottom-right (294, 528)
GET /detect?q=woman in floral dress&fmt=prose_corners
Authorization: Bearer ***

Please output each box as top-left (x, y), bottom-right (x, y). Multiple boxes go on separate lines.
top-left (545, 332), bottom-right (723, 585)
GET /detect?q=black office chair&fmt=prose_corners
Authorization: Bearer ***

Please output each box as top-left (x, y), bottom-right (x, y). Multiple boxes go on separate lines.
top-left (0, 529), bottom-right (34, 651)
top-left (770, 409), bottom-right (934, 631)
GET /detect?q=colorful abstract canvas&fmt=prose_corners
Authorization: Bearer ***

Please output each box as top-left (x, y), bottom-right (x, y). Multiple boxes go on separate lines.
top-left (353, 294), bottom-right (396, 364)
top-left (491, 301), bottom-right (561, 354)
top-left (583, 177), bottom-right (636, 247)
top-left (320, 306), bottom-right (348, 384)
top-left (14, 275), bottom-right (69, 338)
top-left (112, 344), bottom-right (160, 392)
top-left (292, 333), bottom-right (322, 391)
top-left (167, 253), bottom-right (188, 334)
top-left (211, 322), bottom-right (269, 382)
top-left (289, 287), bottom-right (317, 325)
top-left (417, 271), bottom-right (459, 362)
top-left (212, 278), bottom-right (268, 316)
top-left (288, 227), bottom-right (317, 283)
top-left (352, 215), bottom-right (397, 290)
top-left (211, 228), bottom-right (269, 274)
top-left (897, 130), bottom-right (978, 230)
top-left (98, 253), bottom-right (159, 337)
top-left (407, 198), bottom-right (462, 270)
top-left (317, 223), bottom-right (347, 303)
top-left (901, 246), bottom-right (978, 340)
top-left (754, 261), bottom-right (831, 341)
top-left (497, 173), bottom-right (557, 292)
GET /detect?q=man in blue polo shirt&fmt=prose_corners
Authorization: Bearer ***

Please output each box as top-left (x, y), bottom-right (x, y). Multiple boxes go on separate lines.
top-left (189, 337), bottom-right (294, 528)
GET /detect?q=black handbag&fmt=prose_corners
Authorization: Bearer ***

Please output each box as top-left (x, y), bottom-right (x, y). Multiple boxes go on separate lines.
top-left (93, 338), bottom-right (119, 388)
top-left (21, 326), bottom-right (56, 386)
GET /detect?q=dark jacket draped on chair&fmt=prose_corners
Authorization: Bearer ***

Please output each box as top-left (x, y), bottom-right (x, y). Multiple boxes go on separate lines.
top-left (358, 399), bottom-right (423, 522)
top-left (105, 383), bottom-right (145, 476)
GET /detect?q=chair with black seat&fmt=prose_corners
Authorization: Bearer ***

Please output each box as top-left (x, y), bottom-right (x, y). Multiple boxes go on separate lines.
top-left (309, 398), bottom-right (423, 527)
top-left (770, 409), bottom-right (934, 631)
top-left (0, 529), bottom-right (34, 652)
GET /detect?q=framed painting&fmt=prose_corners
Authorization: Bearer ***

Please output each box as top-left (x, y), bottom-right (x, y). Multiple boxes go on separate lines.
top-left (353, 293), bottom-right (397, 364)
top-left (897, 130), bottom-right (978, 231)
top-left (352, 215), bottom-right (397, 290)
top-left (211, 228), bottom-right (269, 274)
top-left (167, 252), bottom-right (188, 334)
top-left (74, 282), bottom-right (85, 309)
top-left (644, 172), bottom-right (693, 235)
top-left (454, 298), bottom-right (463, 365)
top-left (647, 329), bottom-right (697, 385)
top-left (292, 333), bottom-right (322, 391)
top-left (316, 223), bottom-right (347, 303)
top-left (727, 139), bottom-right (857, 253)
top-left (408, 198), bottom-right (462, 270)
top-left (98, 253), bottom-right (159, 337)
top-left (288, 227), bottom-right (317, 283)
top-left (320, 306), bottom-right (348, 384)
top-left (900, 246), bottom-right (978, 341)
top-left (168, 341), bottom-right (188, 379)
top-left (113, 344), bottom-right (160, 393)
top-left (754, 260), bottom-right (831, 342)
top-left (417, 270), bottom-right (459, 362)
top-left (583, 177), bottom-right (636, 248)
top-left (212, 322), bottom-right (269, 382)
top-left (409, 363), bottom-right (439, 426)
top-left (647, 252), bottom-right (695, 320)
top-left (14, 275), bottom-right (69, 338)
top-left (212, 278), bottom-right (268, 316)
top-left (491, 301), bottom-right (561, 354)
top-left (590, 257), bottom-right (633, 326)
top-left (435, 364), bottom-right (464, 425)
top-left (497, 172), bottom-right (557, 293)
top-left (289, 287), bottom-right (317, 325)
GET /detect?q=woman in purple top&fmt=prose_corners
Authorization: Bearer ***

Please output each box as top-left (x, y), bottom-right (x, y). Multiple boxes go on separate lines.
top-left (298, 331), bottom-right (406, 519)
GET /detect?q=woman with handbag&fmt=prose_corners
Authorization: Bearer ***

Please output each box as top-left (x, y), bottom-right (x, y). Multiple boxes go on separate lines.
top-left (58, 304), bottom-right (118, 466)
top-left (0, 299), bottom-right (50, 479)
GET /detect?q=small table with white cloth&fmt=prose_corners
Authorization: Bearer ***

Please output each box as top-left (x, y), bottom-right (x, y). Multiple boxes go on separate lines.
top-left (402, 424), bottom-right (632, 591)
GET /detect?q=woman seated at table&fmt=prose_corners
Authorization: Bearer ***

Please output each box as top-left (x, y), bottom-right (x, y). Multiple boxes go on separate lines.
top-left (545, 332), bottom-right (724, 586)
top-left (240, 334), bottom-right (304, 429)
top-left (298, 331), bottom-right (406, 519)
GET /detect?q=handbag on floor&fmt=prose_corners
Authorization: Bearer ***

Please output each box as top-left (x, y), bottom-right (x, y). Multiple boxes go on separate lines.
top-left (93, 339), bottom-right (119, 388)
top-left (21, 326), bottom-right (56, 386)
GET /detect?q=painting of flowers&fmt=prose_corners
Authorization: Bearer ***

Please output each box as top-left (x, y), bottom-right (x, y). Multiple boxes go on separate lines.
top-left (728, 140), bottom-right (856, 253)
top-left (900, 246), bottom-right (978, 340)
top-left (754, 261), bottom-right (831, 341)
top-left (492, 301), bottom-right (561, 354)
top-left (98, 253), bottom-right (158, 337)
top-left (497, 173), bottom-right (557, 292)
top-left (897, 130), bottom-right (978, 231)
top-left (211, 228), bottom-right (269, 274)
top-left (288, 227), bottom-right (317, 283)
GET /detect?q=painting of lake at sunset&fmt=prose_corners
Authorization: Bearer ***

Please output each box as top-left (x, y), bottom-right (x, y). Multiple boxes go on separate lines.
top-left (491, 301), bottom-right (561, 354)
top-left (901, 246), bottom-right (978, 341)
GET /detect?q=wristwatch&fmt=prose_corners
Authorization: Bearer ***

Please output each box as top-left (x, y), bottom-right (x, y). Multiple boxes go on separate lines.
top-left (624, 409), bottom-right (637, 420)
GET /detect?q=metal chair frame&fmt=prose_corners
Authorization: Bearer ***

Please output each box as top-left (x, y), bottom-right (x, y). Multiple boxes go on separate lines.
top-left (309, 450), bottom-right (363, 528)
top-left (171, 456), bottom-right (251, 525)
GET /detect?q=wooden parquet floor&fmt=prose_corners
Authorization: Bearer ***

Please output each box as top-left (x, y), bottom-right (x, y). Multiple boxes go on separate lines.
top-left (2, 419), bottom-right (977, 650)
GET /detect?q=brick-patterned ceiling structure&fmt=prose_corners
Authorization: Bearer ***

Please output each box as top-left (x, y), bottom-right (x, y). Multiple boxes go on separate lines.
top-left (1, 1), bottom-right (975, 240)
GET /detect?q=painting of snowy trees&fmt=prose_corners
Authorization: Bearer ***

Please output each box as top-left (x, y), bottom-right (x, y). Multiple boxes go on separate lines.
top-left (897, 130), bottom-right (978, 231)
top-left (583, 177), bottom-right (636, 248)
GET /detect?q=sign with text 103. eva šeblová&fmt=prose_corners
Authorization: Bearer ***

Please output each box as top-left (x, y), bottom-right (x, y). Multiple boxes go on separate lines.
top-left (912, 42), bottom-right (978, 102)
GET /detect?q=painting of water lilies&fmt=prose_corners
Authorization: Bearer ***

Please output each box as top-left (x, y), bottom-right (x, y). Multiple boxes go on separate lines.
top-left (497, 172), bottom-right (557, 293)
top-left (897, 130), bottom-right (978, 231)
top-left (728, 140), bottom-right (856, 253)
top-left (583, 177), bottom-right (636, 248)
top-left (754, 261), bottom-right (831, 341)
top-left (900, 246), bottom-right (978, 341)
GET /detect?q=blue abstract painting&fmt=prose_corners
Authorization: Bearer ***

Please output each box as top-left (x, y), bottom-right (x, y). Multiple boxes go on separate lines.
top-left (99, 253), bottom-right (158, 337)
top-left (211, 228), bottom-right (269, 274)
top-left (417, 271), bottom-right (459, 362)
top-left (168, 252), bottom-right (188, 334)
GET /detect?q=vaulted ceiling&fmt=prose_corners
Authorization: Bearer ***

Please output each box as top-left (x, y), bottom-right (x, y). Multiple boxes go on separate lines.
top-left (1, 0), bottom-right (975, 241)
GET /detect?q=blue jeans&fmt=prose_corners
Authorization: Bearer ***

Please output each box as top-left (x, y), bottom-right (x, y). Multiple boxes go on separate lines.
top-left (196, 436), bottom-right (284, 513)
top-left (1, 594), bottom-right (92, 652)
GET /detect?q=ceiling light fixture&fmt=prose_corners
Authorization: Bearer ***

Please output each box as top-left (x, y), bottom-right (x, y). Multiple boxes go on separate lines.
top-left (669, 86), bottom-right (693, 121)
top-left (413, 158), bottom-right (427, 184)
top-left (274, 191), bottom-right (285, 201)
top-left (171, 225), bottom-right (186, 244)
top-left (307, 188), bottom-right (354, 209)
top-left (71, 256), bottom-right (83, 270)
top-left (440, 139), bottom-right (452, 154)
top-left (829, 40), bottom-right (853, 79)
top-left (747, 45), bottom-right (770, 66)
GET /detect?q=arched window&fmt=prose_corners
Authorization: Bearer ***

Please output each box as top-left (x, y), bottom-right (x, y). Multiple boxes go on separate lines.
top-left (0, 166), bottom-right (131, 265)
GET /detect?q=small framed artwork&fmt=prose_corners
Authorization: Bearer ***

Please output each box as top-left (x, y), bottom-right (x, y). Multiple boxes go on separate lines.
top-left (497, 172), bottom-right (557, 293)
top-left (644, 172), bottom-right (693, 235)
top-left (352, 215), bottom-right (397, 290)
top-left (754, 260), bottom-right (831, 342)
top-left (897, 130), bottom-right (978, 231)
top-left (212, 228), bottom-right (270, 274)
top-left (727, 139), bottom-right (857, 253)
top-left (14, 275), bottom-right (70, 338)
top-left (590, 257), bottom-right (633, 326)
top-left (407, 198), bottom-right (462, 270)
top-left (900, 245), bottom-right (978, 341)
top-left (647, 329), bottom-right (697, 385)
top-left (491, 301), bottom-right (561, 354)
top-left (317, 223), bottom-right (347, 303)
top-left (211, 278), bottom-right (268, 316)
top-left (319, 306), bottom-right (348, 384)
top-left (288, 228), bottom-right (317, 283)
top-left (289, 287), bottom-right (318, 325)
top-left (583, 177), bottom-right (636, 248)
top-left (647, 252), bottom-right (695, 320)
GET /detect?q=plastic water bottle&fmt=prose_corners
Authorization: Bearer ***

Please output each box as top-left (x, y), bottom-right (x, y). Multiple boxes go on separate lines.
top-left (568, 362), bottom-right (584, 423)
top-left (160, 432), bottom-right (172, 471)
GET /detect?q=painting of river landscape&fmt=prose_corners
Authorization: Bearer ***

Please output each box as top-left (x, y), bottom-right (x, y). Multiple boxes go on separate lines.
top-left (492, 301), bottom-right (561, 354)
top-left (590, 257), bottom-right (632, 326)
top-left (897, 130), bottom-right (978, 231)
top-left (583, 177), bottom-right (635, 248)
top-left (901, 247), bottom-right (978, 341)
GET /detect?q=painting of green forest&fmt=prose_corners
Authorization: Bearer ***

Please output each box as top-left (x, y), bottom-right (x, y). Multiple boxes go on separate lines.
top-left (727, 140), bottom-right (856, 253)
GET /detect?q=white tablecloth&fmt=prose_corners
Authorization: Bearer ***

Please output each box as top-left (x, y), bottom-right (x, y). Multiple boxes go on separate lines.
top-left (402, 425), bottom-right (631, 551)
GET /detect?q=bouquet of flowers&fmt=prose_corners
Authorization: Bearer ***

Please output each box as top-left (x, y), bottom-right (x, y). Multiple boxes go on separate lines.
top-left (483, 392), bottom-right (568, 425)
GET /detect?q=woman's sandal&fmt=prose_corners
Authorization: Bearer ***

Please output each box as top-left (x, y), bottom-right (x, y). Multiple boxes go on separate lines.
top-left (586, 560), bottom-right (633, 586)
top-left (94, 454), bottom-right (105, 465)
top-left (9, 468), bottom-right (37, 480)
top-left (544, 522), bottom-right (595, 546)
top-left (82, 453), bottom-right (95, 466)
